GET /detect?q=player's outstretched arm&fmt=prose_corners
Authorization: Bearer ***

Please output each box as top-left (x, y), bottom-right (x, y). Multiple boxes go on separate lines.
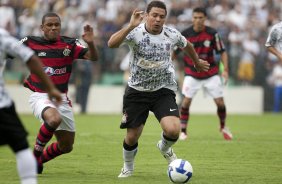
top-left (26, 55), bottom-right (62, 105)
top-left (82, 24), bottom-right (99, 61)
top-left (183, 41), bottom-right (210, 72)
top-left (108, 9), bottom-right (144, 48)
top-left (267, 46), bottom-right (282, 63)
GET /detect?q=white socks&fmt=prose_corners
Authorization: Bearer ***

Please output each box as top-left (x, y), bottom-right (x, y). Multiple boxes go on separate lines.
top-left (159, 132), bottom-right (176, 152)
top-left (16, 148), bottom-right (37, 184)
top-left (123, 148), bottom-right (137, 171)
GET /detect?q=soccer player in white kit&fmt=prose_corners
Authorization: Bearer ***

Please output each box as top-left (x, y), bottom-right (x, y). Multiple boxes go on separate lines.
top-left (0, 28), bottom-right (61, 184)
top-left (108, 1), bottom-right (210, 178)
top-left (265, 21), bottom-right (282, 112)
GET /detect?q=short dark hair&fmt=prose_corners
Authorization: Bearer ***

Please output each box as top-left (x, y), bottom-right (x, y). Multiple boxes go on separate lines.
top-left (42, 12), bottom-right (61, 24)
top-left (193, 7), bottom-right (207, 16)
top-left (146, 0), bottom-right (167, 15)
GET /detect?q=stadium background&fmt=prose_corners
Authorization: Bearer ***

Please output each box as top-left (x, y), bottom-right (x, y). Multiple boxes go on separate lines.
top-left (1, 0), bottom-right (281, 112)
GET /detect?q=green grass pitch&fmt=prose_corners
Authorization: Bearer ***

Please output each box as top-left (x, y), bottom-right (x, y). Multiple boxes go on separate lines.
top-left (0, 113), bottom-right (282, 184)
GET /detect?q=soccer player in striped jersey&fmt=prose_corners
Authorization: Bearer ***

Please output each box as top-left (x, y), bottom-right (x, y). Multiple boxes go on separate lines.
top-left (108, 1), bottom-right (209, 178)
top-left (175, 7), bottom-right (233, 141)
top-left (0, 28), bottom-right (62, 184)
top-left (20, 12), bottom-right (98, 174)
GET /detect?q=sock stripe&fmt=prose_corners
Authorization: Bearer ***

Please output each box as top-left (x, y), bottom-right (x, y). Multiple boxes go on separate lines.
top-left (217, 106), bottom-right (226, 129)
top-left (180, 107), bottom-right (189, 121)
top-left (54, 143), bottom-right (60, 153)
top-left (181, 111), bottom-right (188, 115)
top-left (162, 133), bottom-right (178, 142)
top-left (37, 123), bottom-right (55, 144)
top-left (48, 145), bottom-right (54, 156)
top-left (34, 122), bottom-right (56, 159)
top-left (123, 140), bottom-right (138, 151)
top-left (38, 130), bottom-right (50, 142)
top-left (44, 150), bottom-right (51, 161)
top-left (40, 126), bottom-right (52, 137)
top-left (47, 143), bottom-right (58, 157)
top-left (50, 143), bottom-right (58, 156)
top-left (41, 123), bottom-right (55, 136)
top-left (41, 143), bottom-right (63, 163)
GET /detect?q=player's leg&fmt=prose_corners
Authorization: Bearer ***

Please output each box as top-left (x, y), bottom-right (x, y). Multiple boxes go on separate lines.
top-left (33, 107), bottom-right (61, 173)
top-left (179, 97), bottom-right (192, 140)
top-left (119, 126), bottom-right (144, 178)
top-left (152, 88), bottom-right (180, 163)
top-left (180, 76), bottom-right (200, 140)
top-left (205, 75), bottom-right (233, 140)
top-left (29, 93), bottom-right (61, 167)
top-left (158, 116), bottom-right (180, 164)
top-left (214, 97), bottom-right (226, 129)
top-left (40, 130), bottom-right (75, 163)
top-left (214, 98), bottom-right (233, 140)
top-left (16, 148), bottom-right (37, 184)
top-left (1, 104), bottom-right (37, 184)
top-left (118, 86), bottom-right (149, 178)
top-left (40, 103), bottom-right (75, 167)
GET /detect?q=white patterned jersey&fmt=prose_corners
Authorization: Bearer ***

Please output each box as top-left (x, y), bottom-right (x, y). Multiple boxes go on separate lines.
top-left (0, 28), bottom-right (34, 108)
top-left (124, 23), bottom-right (187, 92)
top-left (265, 21), bottom-right (282, 53)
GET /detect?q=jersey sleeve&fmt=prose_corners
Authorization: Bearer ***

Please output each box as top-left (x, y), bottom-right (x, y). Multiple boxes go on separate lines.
top-left (265, 26), bottom-right (278, 47)
top-left (73, 39), bottom-right (88, 59)
top-left (174, 29), bottom-right (187, 49)
top-left (0, 30), bottom-right (34, 63)
top-left (214, 32), bottom-right (225, 54)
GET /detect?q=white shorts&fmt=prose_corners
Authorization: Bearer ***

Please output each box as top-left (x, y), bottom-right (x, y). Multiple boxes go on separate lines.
top-left (28, 92), bottom-right (75, 132)
top-left (182, 75), bottom-right (224, 98)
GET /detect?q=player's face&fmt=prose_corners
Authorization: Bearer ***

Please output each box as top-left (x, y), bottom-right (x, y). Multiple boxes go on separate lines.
top-left (145, 7), bottom-right (166, 35)
top-left (41, 16), bottom-right (61, 41)
top-left (192, 12), bottom-right (206, 32)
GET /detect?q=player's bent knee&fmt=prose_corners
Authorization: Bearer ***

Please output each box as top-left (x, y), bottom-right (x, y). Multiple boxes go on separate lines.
top-left (47, 115), bottom-right (62, 127)
top-left (163, 128), bottom-right (180, 139)
top-left (125, 136), bottom-right (139, 145)
top-left (59, 144), bottom-right (73, 153)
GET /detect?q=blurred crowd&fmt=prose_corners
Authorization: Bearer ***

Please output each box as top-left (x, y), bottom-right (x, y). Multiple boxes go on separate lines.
top-left (1, 0), bottom-right (282, 97)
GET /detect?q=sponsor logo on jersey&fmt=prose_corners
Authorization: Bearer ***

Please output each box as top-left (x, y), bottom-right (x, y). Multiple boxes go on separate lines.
top-left (38, 52), bottom-right (46, 57)
top-left (137, 59), bottom-right (165, 69)
top-left (43, 66), bottom-right (67, 76)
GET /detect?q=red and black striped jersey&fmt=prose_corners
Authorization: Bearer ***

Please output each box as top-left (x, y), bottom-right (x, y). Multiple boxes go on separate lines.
top-left (180, 26), bottom-right (225, 79)
top-left (22, 36), bottom-right (88, 93)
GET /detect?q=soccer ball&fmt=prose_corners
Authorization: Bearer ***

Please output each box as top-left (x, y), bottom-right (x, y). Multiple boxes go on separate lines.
top-left (167, 159), bottom-right (193, 183)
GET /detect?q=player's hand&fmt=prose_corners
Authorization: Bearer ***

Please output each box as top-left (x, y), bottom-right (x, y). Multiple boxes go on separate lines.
top-left (82, 24), bottom-right (95, 44)
top-left (47, 88), bottom-right (62, 106)
top-left (194, 59), bottom-right (210, 72)
top-left (128, 9), bottom-right (144, 29)
top-left (221, 70), bottom-right (229, 85)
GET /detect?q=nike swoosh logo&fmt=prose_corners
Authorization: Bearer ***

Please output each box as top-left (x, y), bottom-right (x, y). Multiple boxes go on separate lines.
top-left (170, 108), bottom-right (177, 111)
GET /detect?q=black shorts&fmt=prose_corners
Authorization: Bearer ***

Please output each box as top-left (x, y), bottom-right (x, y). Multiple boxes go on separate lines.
top-left (0, 103), bottom-right (29, 152)
top-left (120, 86), bottom-right (179, 129)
